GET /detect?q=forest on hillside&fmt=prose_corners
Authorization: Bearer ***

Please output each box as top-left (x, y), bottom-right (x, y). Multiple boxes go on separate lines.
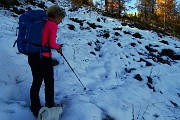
top-left (72, 0), bottom-right (180, 38)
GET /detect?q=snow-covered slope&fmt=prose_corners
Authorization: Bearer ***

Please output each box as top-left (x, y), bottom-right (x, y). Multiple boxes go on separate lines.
top-left (0, 2), bottom-right (180, 120)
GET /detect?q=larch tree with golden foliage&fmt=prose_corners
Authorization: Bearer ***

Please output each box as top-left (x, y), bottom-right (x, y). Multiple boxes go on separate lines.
top-left (156, 0), bottom-right (177, 29)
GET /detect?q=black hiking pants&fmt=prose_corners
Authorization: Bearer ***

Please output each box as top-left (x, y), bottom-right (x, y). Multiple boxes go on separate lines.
top-left (28, 53), bottom-right (54, 112)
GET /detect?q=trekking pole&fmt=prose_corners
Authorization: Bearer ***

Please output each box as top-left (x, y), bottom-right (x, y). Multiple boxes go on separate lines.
top-left (61, 53), bottom-right (86, 90)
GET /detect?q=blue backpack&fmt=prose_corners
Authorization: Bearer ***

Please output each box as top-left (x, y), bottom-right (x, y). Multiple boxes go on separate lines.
top-left (15, 10), bottom-right (50, 55)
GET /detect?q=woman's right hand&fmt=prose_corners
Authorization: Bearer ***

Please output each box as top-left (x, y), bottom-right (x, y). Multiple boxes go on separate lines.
top-left (57, 47), bottom-right (63, 55)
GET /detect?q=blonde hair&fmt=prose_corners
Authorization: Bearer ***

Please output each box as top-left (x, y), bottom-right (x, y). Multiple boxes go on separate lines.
top-left (46, 5), bottom-right (66, 19)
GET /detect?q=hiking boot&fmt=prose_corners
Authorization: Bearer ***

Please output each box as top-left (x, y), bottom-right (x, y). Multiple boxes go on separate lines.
top-left (54, 103), bottom-right (60, 107)
top-left (30, 106), bottom-right (42, 117)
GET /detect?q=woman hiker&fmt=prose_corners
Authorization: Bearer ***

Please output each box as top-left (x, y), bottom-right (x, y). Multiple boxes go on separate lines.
top-left (28, 5), bottom-right (66, 117)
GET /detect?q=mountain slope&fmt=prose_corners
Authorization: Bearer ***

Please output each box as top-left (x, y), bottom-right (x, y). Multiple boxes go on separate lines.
top-left (0, 2), bottom-right (180, 120)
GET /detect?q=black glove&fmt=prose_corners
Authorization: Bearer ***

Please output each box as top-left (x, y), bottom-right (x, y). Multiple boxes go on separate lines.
top-left (57, 47), bottom-right (63, 55)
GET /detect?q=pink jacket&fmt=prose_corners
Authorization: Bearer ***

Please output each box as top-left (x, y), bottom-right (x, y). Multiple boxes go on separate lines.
top-left (41, 18), bottom-right (61, 57)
